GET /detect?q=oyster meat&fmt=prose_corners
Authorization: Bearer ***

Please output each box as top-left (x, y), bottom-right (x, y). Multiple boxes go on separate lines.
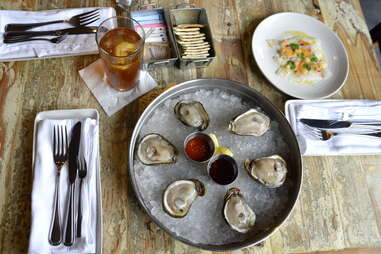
top-left (244, 155), bottom-right (287, 188)
top-left (137, 133), bottom-right (177, 165)
top-left (174, 100), bottom-right (209, 130)
top-left (163, 179), bottom-right (205, 218)
top-left (229, 109), bottom-right (270, 136)
top-left (223, 188), bottom-right (256, 233)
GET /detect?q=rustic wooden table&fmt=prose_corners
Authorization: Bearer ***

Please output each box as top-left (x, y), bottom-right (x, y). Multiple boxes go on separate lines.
top-left (0, 0), bottom-right (381, 253)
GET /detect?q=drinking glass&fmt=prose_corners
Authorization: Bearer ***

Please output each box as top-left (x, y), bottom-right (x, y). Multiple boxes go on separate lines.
top-left (96, 16), bottom-right (145, 91)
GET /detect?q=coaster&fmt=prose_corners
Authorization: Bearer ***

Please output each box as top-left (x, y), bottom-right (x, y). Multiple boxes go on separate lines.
top-left (79, 59), bottom-right (157, 116)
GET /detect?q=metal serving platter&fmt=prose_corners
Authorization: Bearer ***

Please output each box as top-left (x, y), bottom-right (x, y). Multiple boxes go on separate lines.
top-left (128, 79), bottom-right (302, 251)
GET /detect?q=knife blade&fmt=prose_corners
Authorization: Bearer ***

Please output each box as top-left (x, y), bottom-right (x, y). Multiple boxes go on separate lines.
top-left (64, 121), bottom-right (81, 246)
top-left (300, 118), bottom-right (381, 130)
top-left (68, 122), bottom-right (81, 183)
top-left (3, 26), bottom-right (97, 39)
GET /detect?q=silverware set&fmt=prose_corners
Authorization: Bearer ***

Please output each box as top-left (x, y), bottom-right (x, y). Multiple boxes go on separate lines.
top-left (4, 9), bottom-right (99, 44)
top-left (300, 117), bottom-right (381, 141)
top-left (49, 122), bottom-right (87, 247)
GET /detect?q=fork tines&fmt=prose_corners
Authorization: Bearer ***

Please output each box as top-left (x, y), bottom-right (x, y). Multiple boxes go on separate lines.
top-left (53, 125), bottom-right (68, 167)
top-left (77, 9), bottom-right (100, 26)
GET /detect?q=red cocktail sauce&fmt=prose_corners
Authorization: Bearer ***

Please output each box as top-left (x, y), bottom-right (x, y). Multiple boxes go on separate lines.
top-left (185, 136), bottom-right (213, 162)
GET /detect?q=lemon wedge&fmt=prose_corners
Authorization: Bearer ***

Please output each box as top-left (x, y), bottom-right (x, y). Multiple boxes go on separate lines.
top-left (215, 146), bottom-right (234, 157)
top-left (208, 133), bottom-right (219, 147)
top-left (114, 41), bottom-right (138, 57)
top-left (208, 133), bottom-right (234, 157)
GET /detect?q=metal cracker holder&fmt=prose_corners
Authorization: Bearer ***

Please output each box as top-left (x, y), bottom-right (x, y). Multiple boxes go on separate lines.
top-left (133, 3), bottom-right (215, 69)
top-left (169, 4), bottom-right (215, 69)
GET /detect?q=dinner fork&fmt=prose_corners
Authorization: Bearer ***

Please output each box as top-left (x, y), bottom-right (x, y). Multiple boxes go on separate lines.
top-left (5, 9), bottom-right (100, 32)
top-left (307, 126), bottom-right (381, 141)
top-left (76, 157), bottom-right (87, 238)
top-left (3, 34), bottom-right (67, 44)
top-left (48, 125), bottom-right (68, 246)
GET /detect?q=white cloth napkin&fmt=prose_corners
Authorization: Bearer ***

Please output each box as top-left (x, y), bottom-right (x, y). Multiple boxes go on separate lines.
top-left (286, 100), bottom-right (381, 156)
top-left (29, 118), bottom-right (99, 254)
top-left (79, 59), bottom-right (158, 116)
top-left (0, 7), bottom-right (116, 61)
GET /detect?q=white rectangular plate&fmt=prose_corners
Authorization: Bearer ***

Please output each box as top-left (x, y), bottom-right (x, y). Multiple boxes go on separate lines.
top-left (32, 108), bottom-right (102, 254)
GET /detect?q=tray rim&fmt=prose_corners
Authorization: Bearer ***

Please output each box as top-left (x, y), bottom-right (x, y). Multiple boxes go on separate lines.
top-left (128, 78), bottom-right (303, 251)
top-left (32, 108), bottom-right (102, 254)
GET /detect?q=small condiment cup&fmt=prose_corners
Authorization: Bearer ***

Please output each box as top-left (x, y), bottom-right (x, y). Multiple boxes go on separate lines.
top-left (207, 154), bottom-right (238, 185)
top-left (184, 132), bottom-right (215, 163)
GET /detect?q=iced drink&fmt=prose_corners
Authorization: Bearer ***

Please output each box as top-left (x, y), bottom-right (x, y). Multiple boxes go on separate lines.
top-left (96, 17), bottom-right (145, 91)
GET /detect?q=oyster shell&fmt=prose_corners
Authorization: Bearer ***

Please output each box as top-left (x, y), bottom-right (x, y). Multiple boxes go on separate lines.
top-left (244, 155), bottom-right (287, 188)
top-left (229, 109), bottom-right (270, 136)
top-left (174, 100), bottom-right (209, 130)
top-left (137, 133), bottom-right (177, 165)
top-left (163, 179), bottom-right (205, 218)
top-left (223, 188), bottom-right (256, 233)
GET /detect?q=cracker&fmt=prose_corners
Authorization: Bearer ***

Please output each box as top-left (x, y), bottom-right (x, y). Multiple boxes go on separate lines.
top-left (177, 41), bottom-right (209, 46)
top-left (177, 37), bottom-right (206, 42)
top-left (183, 48), bottom-right (210, 53)
top-left (183, 49), bottom-right (210, 54)
top-left (178, 33), bottom-right (205, 38)
top-left (173, 27), bottom-right (200, 32)
top-left (183, 51), bottom-right (209, 55)
top-left (177, 24), bottom-right (205, 28)
top-left (174, 31), bottom-right (202, 36)
top-left (182, 54), bottom-right (209, 59)
top-left (183, 45), bottom-right (210, 50)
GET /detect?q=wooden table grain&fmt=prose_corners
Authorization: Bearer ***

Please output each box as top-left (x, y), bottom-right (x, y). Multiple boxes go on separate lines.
top-left (0, 0), bottom-right (380, 253)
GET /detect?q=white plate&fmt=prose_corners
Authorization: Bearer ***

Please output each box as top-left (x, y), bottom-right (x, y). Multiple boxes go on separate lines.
top-left (252, 12), bottom-right (349, 99)
top-left (32, 108), bottom-right (102, 254)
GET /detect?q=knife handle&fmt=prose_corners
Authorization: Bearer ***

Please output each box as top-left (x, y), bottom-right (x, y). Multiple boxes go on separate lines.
top-left (5, 20), bottom-right (63, 32)
top-left (48, 173), bottom-right (61, 246)
top-left (352, 123), bottom-right (381, 129)
top-left (63, 184), bottom-right (75, 246)
top-left (4, 30), bottom-right (61, 38)
top-left (77, 179), bottom-right (83, 237)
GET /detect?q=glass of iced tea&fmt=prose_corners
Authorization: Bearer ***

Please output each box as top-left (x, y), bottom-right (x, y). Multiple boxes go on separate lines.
top-left (96, 16), bottom-right (145, 91)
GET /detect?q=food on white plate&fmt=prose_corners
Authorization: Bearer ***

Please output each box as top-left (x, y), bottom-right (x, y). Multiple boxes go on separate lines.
top-left (267, 31), bottom-right (329, 84)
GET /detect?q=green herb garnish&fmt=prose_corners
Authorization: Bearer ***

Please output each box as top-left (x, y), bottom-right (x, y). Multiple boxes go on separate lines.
top-left (298, 52), bottom-right (305, 59)
top-left (287, 61), bottom-right (296, 70)
top-left (310, 55), bottom-right (318, 62)
top-left (290, 43), bottom-right (299, 50)
top-left (303, 63), bottom-right (311, 70)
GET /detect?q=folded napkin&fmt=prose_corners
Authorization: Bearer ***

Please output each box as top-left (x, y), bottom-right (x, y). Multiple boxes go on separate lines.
top-left (286, 100), bottom-right (381, 156)
top-left (0, 7), bottom-right (116, 61)
top-left (79, 59), bottom-right (158, 116)
top-left (29, 118), bottom-right (99, 254)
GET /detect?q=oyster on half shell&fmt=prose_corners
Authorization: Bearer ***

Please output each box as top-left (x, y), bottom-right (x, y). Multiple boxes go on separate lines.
top-left (223, 188), bottom-right (256, 233)
top-left (174, 100), bottom-right (209, 131)
top-left (137, 133), bottom-right (177, 165)
top-left (229, 109), bottom-right (270, 136)
top-left (163, 179), bottom-right (205, 218)
top-left (244, 155), bottom-right (287, 188)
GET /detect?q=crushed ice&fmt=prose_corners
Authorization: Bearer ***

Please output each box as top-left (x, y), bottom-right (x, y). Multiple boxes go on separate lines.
top-left (133, 89), bottom-right (293, 245)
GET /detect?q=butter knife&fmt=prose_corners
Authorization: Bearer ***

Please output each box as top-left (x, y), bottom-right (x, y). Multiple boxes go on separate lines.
top-left (300, 118), bottom-right (381, 130)
top-left (63, 122), bottom-right (81, 246)
top-left (3, 26), bottom-right (97, 39)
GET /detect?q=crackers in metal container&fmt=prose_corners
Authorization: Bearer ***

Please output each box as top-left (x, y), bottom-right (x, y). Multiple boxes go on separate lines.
top-left (174, 24), bottom-right (210, 59)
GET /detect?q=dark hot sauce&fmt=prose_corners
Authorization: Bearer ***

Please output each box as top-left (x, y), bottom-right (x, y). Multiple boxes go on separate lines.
top-left (185, 136), bottom-right (213, 162)
top-left (209, 156), bottom-right (238, 185)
